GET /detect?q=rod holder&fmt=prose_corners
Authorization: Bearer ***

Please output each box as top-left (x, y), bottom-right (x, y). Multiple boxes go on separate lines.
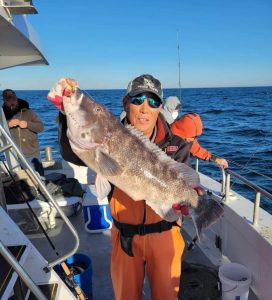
top-left (44, 146), bottom-right (53, 162)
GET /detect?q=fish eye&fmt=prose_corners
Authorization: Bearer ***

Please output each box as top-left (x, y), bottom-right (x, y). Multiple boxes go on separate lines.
top-left (95, 106), bottom-right (101, 113)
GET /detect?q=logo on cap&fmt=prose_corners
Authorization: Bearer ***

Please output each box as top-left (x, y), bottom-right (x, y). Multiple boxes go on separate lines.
top-left (137, 78), bottom-right (158, 93)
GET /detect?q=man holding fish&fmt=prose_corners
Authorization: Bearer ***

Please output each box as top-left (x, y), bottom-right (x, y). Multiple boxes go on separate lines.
top-left (48, 74), bottom-right (223, 300)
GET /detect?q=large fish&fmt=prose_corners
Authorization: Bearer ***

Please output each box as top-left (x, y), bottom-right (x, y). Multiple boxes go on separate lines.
top-left (48, 78), bottom-right (224, 234)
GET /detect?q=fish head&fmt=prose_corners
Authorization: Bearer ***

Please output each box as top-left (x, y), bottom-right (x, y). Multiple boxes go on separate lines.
top-left (63, 88), bottom-right (112, 150)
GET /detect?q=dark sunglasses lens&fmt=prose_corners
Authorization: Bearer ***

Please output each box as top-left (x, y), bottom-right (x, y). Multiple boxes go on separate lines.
top-left (130, 95), bottom-right (161, 108)
top-left (130, 96), bottom-right (145, 105)
top-left (148, 97), bottom-right (161, 108)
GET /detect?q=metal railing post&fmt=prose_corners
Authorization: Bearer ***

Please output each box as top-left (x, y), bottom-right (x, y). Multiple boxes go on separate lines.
top-left (195, 158), bottom-right (199, 172)
top-left (221, 168), bottom-right (226, 196)
top-left (253, 192), bottom-right (261, 227)
top-left (44, 146), bottom-right (53, 162)
top-left (225, 173), bottom-right (231, 203)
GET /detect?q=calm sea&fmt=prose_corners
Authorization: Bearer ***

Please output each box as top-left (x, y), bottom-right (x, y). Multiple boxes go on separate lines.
top-left (15, 86), bottom-right (272, 213)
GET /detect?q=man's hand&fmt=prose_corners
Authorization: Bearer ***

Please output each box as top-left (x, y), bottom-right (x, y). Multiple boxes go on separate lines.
top-left (172, 186), bottom-right (205, 215)
top-left (8, 119), bottom-right (20, 128)
top-left (215, 157), bottom-right (228, 169)
top-left (48, 77), bottom-right (78, 111)
top-left (63, 78), bottom-right (78, 96)
top-left (18, 120), bottom-right (27, 129)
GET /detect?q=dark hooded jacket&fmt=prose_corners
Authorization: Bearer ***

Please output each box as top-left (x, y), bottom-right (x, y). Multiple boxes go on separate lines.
top-left (2, 99), bottom-right (44, 157)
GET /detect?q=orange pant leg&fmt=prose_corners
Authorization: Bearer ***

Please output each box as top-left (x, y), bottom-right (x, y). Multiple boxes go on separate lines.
top-left (146, 226), bottom-right (185, 300)
top-left (111, 226), bottom-right (145, 300)
top-left (111, 226), bottom-right (185, 300)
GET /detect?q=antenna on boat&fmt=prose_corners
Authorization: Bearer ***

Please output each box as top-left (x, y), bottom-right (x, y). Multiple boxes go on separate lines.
top-left (177, 30), bottom-right (182, 101)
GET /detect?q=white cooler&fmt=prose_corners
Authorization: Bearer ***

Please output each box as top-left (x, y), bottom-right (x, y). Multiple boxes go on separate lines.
top-left (83, 185), bottom-right (112, 233)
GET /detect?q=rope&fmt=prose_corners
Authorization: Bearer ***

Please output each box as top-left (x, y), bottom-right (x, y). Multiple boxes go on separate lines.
top-left (213, 131), bottom-right (272, 189)
top-left (227, 159), bottom-right (272, 181)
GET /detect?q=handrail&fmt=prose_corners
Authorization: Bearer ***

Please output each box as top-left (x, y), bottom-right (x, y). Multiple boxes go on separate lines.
top-left (194, 158), bottom-right (272, 226)
top-left (225, 168), bottom-right (272, 200)
top-left (224, 168), bottom-right (272, 226)
top-left (0, 124), bottom-right (80, 269)
top-left (0, 240), bottom-right (47, 300)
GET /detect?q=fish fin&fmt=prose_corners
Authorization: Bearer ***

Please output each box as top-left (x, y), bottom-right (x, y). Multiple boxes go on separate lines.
top-left (95, 148), bottom-right (122, 176)
top-left (126, 124), bottom-right (172, 161)
top-left (192, 192), bottom-right (224, 237)
top-left (126, 124), bottom-right (200, 187)
top-left (145, 201), bottom-right (179, 222)
top-left (95, 173), bottom-right (112, 200)
top-left (174, 162), bottom-right (200, 188)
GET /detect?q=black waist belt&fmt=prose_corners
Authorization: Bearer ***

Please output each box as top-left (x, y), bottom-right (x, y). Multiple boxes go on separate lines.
top-left (113, 218), bottom-right (178, 237)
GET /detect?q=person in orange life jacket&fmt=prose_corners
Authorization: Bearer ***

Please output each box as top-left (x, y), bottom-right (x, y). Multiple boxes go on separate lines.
top-left (2, 89), bottom-right (44, 175)
top-left (50, 75), bottom-right (204, 300)
top-left (171, 113), bottom-right (228, 169)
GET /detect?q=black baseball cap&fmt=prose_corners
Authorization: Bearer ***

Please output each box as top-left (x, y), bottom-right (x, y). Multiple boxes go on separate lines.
top-left (126, 74), bottom-right (163, 102)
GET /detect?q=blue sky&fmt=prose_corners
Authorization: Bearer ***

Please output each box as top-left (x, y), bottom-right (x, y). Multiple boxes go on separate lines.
top-left (2, 0), bottom-right (272, 89)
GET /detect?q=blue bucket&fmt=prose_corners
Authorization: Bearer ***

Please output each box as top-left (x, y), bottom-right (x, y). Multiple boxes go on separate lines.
top-left (54, 253), bottom-right (92, 299)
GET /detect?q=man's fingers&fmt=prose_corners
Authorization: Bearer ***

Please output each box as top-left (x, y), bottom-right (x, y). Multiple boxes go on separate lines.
top-left (194, 186), bottom-right (205, 196)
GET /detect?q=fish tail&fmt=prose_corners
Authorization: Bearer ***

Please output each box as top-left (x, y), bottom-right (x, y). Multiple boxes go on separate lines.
top-left (193, 192), bottom-right (224, 237)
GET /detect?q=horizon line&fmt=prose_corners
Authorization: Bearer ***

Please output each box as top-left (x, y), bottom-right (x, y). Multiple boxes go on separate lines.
top-left (7, 84), bottom-right (272, 91)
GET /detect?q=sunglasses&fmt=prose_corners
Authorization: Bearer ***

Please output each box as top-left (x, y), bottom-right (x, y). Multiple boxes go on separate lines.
top-left (130, 95), bottom-right (162, 109)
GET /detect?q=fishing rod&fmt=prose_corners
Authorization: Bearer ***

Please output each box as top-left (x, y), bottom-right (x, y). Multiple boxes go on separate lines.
top-left (177, 30), bottom-right (182, 101)
top-left (213, 131), bottom-right (272, 187)
top-left (0, 158), bottom-right (86, 299)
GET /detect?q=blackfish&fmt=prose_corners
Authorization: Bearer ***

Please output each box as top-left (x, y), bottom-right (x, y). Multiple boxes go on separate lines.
top-left (48, 78), bottom-right (224, 236)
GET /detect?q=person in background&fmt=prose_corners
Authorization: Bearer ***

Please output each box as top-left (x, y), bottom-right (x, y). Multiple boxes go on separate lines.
top-left (50, 74), bottom-right (204, 300)
top-left (171, 112), bottom-right (228, 168)
top-left (2, 89), bottom-right (44, 175)
top-left (160, 95), bottom-right (181, 124)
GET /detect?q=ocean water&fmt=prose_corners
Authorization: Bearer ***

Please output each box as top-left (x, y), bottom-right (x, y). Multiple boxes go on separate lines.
top-left (15, 86), bottom-right (272, 213)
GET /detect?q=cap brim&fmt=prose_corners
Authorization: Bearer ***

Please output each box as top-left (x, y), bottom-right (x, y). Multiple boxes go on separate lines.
top-left (128, 88), bottom-right (163, 103)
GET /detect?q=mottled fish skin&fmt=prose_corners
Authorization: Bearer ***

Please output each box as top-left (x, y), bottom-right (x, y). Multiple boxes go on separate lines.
top-left (60, 87), bottom-right (223, 227)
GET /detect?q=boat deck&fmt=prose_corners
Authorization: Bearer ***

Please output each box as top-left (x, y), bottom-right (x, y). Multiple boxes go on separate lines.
top-left (29, 212), bottom-right (222, 300)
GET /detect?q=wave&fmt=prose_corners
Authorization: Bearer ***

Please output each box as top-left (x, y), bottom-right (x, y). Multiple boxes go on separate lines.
top-left (202, 108), bottom-right (238, 114)
top-left (235, 112), bottom-right (263, 117)
top-left (231, 128), bottom-right (271, 137)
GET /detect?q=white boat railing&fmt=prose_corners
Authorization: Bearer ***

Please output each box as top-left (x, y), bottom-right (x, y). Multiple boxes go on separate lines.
top-left (194, 158), bottom-right (272, 227)
top-left (0, 240), bottom-right (47, 300)
top-left (224, 168), bottom-right (272, 226)
top-left (0, 123), bottom-right (80, 269)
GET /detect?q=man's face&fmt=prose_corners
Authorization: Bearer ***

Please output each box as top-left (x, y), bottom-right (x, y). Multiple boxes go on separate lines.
top-left (124, 93), bottom-right (162, 138)
top-left (3, 92), bottom-right (18, 111)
